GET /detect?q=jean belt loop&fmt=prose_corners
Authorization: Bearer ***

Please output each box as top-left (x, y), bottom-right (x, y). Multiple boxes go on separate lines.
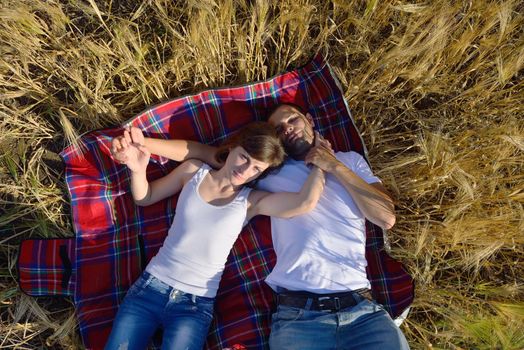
top-left (304, 298), bottom-right (313, 310)
top-left (146, 272), bottom-right (154, 284)
top-left (353, 291), bottom-right (361, 303)
top-left (141, 271), bottom-right (153, 289)
top-left (192, 294), bottom-right (196, 303)
top-left (334, 297), bottom-right (341, 310)
top-left (352, 289), bottom-right (367, 303)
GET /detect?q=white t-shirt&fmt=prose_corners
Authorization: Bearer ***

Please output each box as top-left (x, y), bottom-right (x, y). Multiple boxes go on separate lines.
top-left (146, 163), bottom-right (251, 298)
top-left (257, 151), bottom-right (380, 293)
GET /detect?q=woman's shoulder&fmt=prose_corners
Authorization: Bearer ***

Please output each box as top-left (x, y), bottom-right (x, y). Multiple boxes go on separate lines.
top-left (176, 159), bottom-right (206, 184)
top-left (181, 158), bottom-right (205, 170)
top-left (247, 190), bottom-right (271, 206)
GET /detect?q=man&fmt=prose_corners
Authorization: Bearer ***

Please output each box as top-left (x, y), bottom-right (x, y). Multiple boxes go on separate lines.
top-left (258, 104), bottom-right (408, 349)
top-left (112, 103), bottom-right (409, 349)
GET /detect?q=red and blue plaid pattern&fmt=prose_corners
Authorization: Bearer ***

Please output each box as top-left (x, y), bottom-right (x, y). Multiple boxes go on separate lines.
top-left (18, 239), bottom-right (76, 297)
top-left (18, 54), bottom-right (413, 349)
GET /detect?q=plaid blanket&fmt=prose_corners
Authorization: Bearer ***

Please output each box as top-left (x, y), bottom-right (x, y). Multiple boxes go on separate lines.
top-left (18, 54), bottom-right (414, 349)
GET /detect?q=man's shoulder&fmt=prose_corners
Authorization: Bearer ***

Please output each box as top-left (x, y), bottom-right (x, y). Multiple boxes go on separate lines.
top-left (335, 150), bottom-right (360, 158)
top-left (256, 159), bottom-right (303, 190)
top-left (335, 150), bottom-right (362, 166)
top-left (267, 158), bottom-right (301, 173)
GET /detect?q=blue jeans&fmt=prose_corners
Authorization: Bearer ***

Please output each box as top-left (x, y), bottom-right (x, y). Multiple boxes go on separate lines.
top-left (105, 271), bottom-right (214, 350)
top-left (269, 292), bottom-right (409, 350)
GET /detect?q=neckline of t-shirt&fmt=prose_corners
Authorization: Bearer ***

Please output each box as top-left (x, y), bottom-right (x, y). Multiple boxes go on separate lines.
top-left (194, 165), bottom-right (245, 208)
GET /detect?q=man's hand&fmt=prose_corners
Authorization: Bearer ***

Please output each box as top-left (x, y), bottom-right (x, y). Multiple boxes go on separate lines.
top-left (111, 127), bottom-right (150, 173)
top-left (304, 132), bottom-right (339, 172)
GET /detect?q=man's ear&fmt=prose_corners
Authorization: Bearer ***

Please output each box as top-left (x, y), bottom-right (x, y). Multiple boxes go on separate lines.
top-left (305, 112), bottom-right (315, 127)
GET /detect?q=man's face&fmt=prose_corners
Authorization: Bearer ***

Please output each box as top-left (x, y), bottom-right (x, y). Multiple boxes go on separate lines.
top-left (268, 105), bottom-right (315, 159)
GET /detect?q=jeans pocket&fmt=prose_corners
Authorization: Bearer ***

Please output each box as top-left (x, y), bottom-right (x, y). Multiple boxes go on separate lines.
top-left (273, 305), bottom-right (304, 322)
top-left (145, 275), bottom-right (171, 295)
top-left (196, 298), bottom-right (215, 321)
top-left (359, 297), bottom-right (382, 309)
top-left (353, 298), bottom-right (386, 314)
top-left (125, 276), bottom-right (149, 299)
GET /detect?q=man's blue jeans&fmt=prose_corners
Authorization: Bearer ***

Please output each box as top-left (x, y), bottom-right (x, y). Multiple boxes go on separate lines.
top-left (269, 292), bottom-right (409, 350)
top-left (105, 271), bottom-right (214, 350)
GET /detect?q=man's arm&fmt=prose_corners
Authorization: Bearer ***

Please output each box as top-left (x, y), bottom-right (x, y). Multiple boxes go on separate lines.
top-left (305, 144), bottom-right (396, 230)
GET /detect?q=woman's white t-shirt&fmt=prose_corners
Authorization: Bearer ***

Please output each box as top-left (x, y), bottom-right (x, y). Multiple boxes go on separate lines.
top-left (146, 163), bottom-right (251, 298)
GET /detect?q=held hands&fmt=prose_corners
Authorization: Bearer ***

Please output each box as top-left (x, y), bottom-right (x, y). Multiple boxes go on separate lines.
top-left (111, 127), bottom-right (150, 173)
top-left (304, 131), bottom-right (339, 172)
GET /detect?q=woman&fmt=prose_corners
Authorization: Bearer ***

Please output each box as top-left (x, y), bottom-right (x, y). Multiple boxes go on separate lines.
top-left (105, 122), bottom-right (326, 350)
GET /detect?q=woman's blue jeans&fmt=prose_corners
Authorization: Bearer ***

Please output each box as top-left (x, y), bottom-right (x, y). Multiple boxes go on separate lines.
top-left (104, 271), bottom-right (214, 350)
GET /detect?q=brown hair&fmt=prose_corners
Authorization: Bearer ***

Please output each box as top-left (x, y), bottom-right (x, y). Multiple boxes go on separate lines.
top-left (215, 122), bottom-right (285, 186)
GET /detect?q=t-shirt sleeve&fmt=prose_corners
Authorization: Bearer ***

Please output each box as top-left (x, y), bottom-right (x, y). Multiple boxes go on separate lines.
top-left (337, 151), bottom-right (381, 184)
top-left (256, 176), bottom-right (273, 192)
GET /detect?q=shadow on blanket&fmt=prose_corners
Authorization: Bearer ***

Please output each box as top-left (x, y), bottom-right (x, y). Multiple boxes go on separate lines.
top-left (17, 54), bottom-right (414, 349)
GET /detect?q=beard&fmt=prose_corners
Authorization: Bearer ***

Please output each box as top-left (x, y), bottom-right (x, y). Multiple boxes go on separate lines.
top-left (281, 121), bottom-right (316, 160)
top-left (284, 136), bottom-right (313, 160)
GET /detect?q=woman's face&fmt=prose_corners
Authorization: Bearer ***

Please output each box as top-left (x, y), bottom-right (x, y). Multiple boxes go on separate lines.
top-left (225, 146), bottom-right (270, 186)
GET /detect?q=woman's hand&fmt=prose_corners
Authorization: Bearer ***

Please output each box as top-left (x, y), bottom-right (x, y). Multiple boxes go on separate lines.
top-left (111, 128), bottom-right (150, 173)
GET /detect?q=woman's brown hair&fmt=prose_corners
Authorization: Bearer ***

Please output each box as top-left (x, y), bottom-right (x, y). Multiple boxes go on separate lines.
top-left (215, 122), bottom-right (285, 186)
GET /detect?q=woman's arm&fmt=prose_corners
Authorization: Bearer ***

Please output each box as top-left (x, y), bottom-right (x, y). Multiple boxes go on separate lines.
top-left (131, 159), bottom-right (201, 206)
top-left (247, 166), bottom-right (325, 220)
top-left (144, 137), bottom-right (220, 168)
top-left (112, 139), bottom-right (201, 206)
top-left (111, 126), bottom-right (220, 168)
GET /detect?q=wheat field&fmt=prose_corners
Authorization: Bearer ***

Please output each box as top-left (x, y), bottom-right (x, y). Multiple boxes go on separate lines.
top-left (1, 0), bottom-right (523, 349)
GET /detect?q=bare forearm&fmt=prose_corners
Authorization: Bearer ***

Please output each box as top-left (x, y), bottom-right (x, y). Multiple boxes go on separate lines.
top-left (298, 166), bottom-right (325, 208)
top-left (144, 138), bottom-right (218, 165)
top-left (331, 163), bottom-right (396, 229)
top-left (130, 171), bottom-right (152, 206)
top-left (278, 167), bottom-right (325, 218)
top-left (251, 167), bottom-right (325, 219)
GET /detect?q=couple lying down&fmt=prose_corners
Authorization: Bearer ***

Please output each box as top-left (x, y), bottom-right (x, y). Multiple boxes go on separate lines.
top-left (105, 103), bottom-right (409, 350)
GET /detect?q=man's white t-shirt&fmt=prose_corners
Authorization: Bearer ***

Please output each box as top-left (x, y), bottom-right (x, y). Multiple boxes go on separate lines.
top-left (257, 151), bottom-right (381, 293)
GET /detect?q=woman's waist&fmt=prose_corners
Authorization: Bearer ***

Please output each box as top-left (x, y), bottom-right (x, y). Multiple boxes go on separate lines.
top-left (136, 270), bottom-right (216, 300)
top-left (146, 254), bottom-right (225, 284)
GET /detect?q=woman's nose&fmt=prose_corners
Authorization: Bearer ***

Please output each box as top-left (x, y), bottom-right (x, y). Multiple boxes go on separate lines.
top-left (238, 162), bottom-right (250, 174)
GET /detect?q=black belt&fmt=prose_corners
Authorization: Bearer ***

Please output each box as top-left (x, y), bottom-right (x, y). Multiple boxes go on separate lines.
top-left (277, 289), bottom-right (373, 313)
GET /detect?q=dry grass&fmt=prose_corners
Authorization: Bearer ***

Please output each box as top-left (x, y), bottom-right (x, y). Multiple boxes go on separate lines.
top-left (1, 0), bottom-right (523, 348)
